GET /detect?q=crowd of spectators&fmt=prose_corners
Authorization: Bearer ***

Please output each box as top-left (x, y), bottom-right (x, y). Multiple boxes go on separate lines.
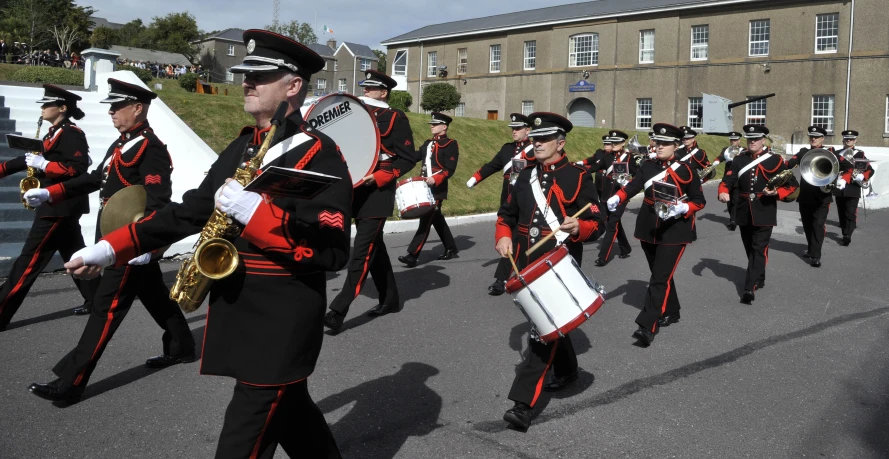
top-left (117, 59), bottom-right (205, 80)
top-left (0, 40), bottom-right (82, 69)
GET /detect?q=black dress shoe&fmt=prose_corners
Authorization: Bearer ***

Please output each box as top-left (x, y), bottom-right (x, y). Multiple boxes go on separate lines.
top-left (802, 250), bottom-right (810, 258)
top-left (437, 248), bottom-right (459, 260)
top-left (29, 378), bottom-right (84, 403)
top-left (72, 306), bottom-right (91, 316)
top-left (487, 280), bottom-right (506, 296)
top-left (632, 327), bottom-right (655, 346)
top-left (727, 223), bottom-right (737, 232)
top-left (544, 372), bottom-right (578, 392)
top-left (841, 236), bottom-right (851, 246)
top-left (618, 250), bottom-right (631, 259)
top-left (145, 353), bottom-right (196, 368)
top-left (323, 310), bottom-right (345, 332)
top-left (810, 258), bottom-right (822, 268)
top-left (397, 254), bottom-right (418, 268)
top-left (368, 303), bottom-right (400, 317)
top-left (755, 280), bottom-right (765, 290)
top-left (594, 258), bottom-right (609, 267)
top-left (741, 290), bottom-right (755, 304)
top-left (503, 402), bottom-right (533, 430)
top-left (657, 314), bottom-right (680, 327)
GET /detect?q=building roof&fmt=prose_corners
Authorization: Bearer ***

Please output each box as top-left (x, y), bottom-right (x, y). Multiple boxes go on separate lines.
top-left (195, 28), bottom-right (246, 44)
top-left (89, 16), bottom-right (125, 31)
top-left (336, 42), bottom-right (379, 60)
top-left (110, 45), bottom-right (191, 66)
top-left (307, 43), bottom-right (336, 59)
top-left (381, 0), bottom-right (764, 45)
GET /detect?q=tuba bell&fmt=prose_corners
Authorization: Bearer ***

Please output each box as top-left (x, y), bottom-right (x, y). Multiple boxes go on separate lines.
top-left (628, 134), bottom-right (646, 166)
top-left (723, 146), bottom-right (741, 162)
top-left (799, 148), bottom-right (839, 193)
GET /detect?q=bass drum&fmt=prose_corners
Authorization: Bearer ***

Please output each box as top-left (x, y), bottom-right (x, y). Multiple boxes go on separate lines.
top-left (300, 93), bottom-right (380, 187)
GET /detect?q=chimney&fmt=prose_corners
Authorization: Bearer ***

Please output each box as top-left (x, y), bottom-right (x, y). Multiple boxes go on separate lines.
top-left (327, 39), bottom-right (336, 50)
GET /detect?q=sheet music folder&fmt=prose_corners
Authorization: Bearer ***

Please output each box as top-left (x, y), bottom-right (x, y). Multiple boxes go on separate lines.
top-left (5, 134), bottom-right (44, 153)
top-left (244, 166), bottom-right (340, 200)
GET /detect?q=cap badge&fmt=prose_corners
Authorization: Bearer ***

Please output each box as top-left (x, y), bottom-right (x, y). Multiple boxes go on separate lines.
top-left (611, 131), bottom-right (616, 136)
top-left (534, 118), bottom-right (542, 126)
top-left (366, 72), bottom-right (372, 80)
top-left (246, 39), bottom-right (256, 54)
top-left (659, 128), bottom-right (666, 134)
top-left (511, 115), bottom-right (516, 121)
top-left (748, 126), bottom-right (755, 132)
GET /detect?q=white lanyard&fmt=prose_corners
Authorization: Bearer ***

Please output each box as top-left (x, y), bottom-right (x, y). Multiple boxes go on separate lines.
top-left (502, 144), bottom-right (534, 174)
top-left (679, 147), bottom-right (698, 163)
top-left (644, 162), bottom-right (683, 191)
top-left (424, 141), bottom-right (435, 178)
top-left (737, 153), bottom-right (773, 178)
top-left (529, 167), bottom-right (568, 244)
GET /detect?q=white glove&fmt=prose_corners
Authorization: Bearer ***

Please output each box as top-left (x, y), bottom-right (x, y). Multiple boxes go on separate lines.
top-left (466, 177), bottom-right (477, 188)
top-left (23, 188), bottom-right (50, 207)
top-left (607, 195), bottom-right (621, 212)
top-left (648, 152), bottom-right (657, 159)
top-left (127, 252), bottom-right (152, 265)
top-left (25, 153), bottom-right (48, 170)
top-left (854, 173), bottom-right (865, 183)
top-left (835, 178), bottom-right (847, 190)
top-left (665, 202), bottom-right (690, 219)
top-left (575, 161), bottom-right (585, 166)
top-left (71, 240), bottom-right (115, 269)
top-left (216, 180), bottom-right (262, 225)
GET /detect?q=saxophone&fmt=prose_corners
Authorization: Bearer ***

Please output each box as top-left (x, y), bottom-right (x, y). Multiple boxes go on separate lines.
top-left (20, 116), bottom-right (44, 209)
top-left (170, 102), bottom-right (289, 312)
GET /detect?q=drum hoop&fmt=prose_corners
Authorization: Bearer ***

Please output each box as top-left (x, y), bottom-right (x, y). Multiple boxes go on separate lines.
top-left (303, 93), bottom-right (381, 189)
top-left (537, 296), bottom-right (605, 343)
top-left (397, 176), bottom-right (427, 187)
top-left (505, 245), bottom-right (570, 293)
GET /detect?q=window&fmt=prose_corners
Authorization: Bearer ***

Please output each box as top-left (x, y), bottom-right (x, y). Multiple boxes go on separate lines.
top-left (749, 19), bottom-right (770, 56)
top-left (334, 61), bottom-right (338, 71)
top-left (322, 61), bottom-right (327, 70)
top-left (815, 13), bottom-right (839, 53)
top-left (639, 30), bottom-right (655, 63)
top-left (569, 34), bottom-right (599, 67)
top-left (489, 44), bottom-right (501, 73)
top-left (636, 99), bottom-right (652, 129)
top-left (456, 102), bottom-right (465, 117)
top-left (338, 79), bottom-right (347, 92)
top-left (745, 98), bottom-right (767, 125)
top-left (691, 25), bottom-right (709, 60)
top-left (225, 69), bottom-right (233, 83)
top-left (522, 101), bottom-right (534, 116)
top-left (427, 51), bottom-right (437, 77)
top-left (227, 44), bottom-right (235, 56)
top-left (393, 50), bottom-right (407, 76)
top-left (316, 78), bottom-right (327, 92)
top-left (687, 97), bottom-right (703, 129)
top-left (457, 48), bottom-right (467, 74)
top-left (359, 58), bottom-right (372, 71)
top-left (811, 95), bottom-right (835, 133)
top-left (524, 41), bottom-right (536, 70)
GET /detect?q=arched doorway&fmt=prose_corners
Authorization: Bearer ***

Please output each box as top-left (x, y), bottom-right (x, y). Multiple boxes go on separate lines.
top-left (568, 98), bottom-right (596, 128)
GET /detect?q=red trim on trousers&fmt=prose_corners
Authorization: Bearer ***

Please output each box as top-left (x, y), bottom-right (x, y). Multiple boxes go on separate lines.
top-left (0, 219), bottom-right (62, 317)
top-left (530, 340), bottom-right (559, 407)
top-left (354, 219), bottom-right (384, 299)
top-left (74, 266), bottom-right (131, 386)
top-left (603, 221), bottom-right (619, 260)
top-left (250, 386), bottom-right (286, 459)
top-left (654, 246), bottom-right (686, 333)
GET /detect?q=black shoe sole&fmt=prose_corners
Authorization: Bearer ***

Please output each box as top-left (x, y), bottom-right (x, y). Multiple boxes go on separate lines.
top-left (741, 293), bottom-right (754, 304)
top-left (618, 253), bottom-right (631, 259)
top-left (502, 412), bottom-right (530, 430)
top-left (658, 317), bottom-right (680, 327)
top-left (72, 308), bottom-right (91, 316)
top-left (544, 374), bottom-right (578, 392)
top-left (145, 355), bottom-right (197, 368)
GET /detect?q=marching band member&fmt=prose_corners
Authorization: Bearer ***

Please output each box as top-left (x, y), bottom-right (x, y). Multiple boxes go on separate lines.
top-left (576, 135), bottom-right (612, 169)
top-left (786, 126), bottom-right (852, 267)
top-left (495, 112), bottom-right (605, 430)
top-left (62, 31), bottom-right (350, 457)
top-left (594, 130), bottom-right (636, 267)
top-left (0, 85), bottom-right (99, 329)
top-left (647, 131), bottom-right (657, 158)
top-left (398, 112), bottom-right (460, 267)
top-left (606, 123), bottom-right (705, 346)
top-left (718, 125), bottom-right (796, 304)
top-left (712, 131), bottom-right (743, 231)
top-left (325, 69), bottom-right (417, 333)
top-left (466, 113), bottom-right (533, 295)
top-left (25, 79), bottom-right (194, 402)
top-left (679, 127), bottom-right (711, 173)
top-left (833, 130), bottom-right (875, 246)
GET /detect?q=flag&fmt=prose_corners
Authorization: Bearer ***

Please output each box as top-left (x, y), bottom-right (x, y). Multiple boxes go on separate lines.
top-left (323, 25), bottom-right (334, 34)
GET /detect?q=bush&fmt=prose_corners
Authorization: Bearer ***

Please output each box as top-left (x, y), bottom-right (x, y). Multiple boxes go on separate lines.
top-left (11, 67), bottom-right (82, 86)
top-left (389, 91), bottom-right (412, 112)
top-left (120, 65), bottom-right (153, 84)
top-left (419, 83), bottom-right (460, 113)
top-left (179, 72), bottom-right (198, 92)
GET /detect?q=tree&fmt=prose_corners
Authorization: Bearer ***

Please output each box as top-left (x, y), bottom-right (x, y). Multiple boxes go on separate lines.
top-left (373, 49), bottom-right (386, 73)
top-left (264, 20), bottom-right (317, 44)
top-left (90, 25), bottom-right (117, 49)
top-left (146, 12), bottom-right (202, 61)
top-left (420, 83), bottom-right (461, 113)
top-left (116, 19), bottom-right (150, 48)
top-left (1, 0), bottom-right (93, 50)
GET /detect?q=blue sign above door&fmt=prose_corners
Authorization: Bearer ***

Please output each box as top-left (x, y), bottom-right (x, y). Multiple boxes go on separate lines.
top-left (569, 80), bottom-right (595, 92)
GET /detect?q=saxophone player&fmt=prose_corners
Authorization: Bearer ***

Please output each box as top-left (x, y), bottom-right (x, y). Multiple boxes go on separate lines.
top-left (60, 30), bottom-right (350, 458)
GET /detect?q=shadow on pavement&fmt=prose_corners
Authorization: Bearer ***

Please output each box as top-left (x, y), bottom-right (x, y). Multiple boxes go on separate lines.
top-left (766, 239), bottom-right (808, 260)
top-left (408, 235), bottom-right (476, 267)
top-left (318, 362), bottom-right (443, 459)
top-left (508, 323), bottom-right (591, 357)
top-left (604, 280), bottom-right (649, 310)
top-left (697, 212), bottom-right (732, 226)
top-left (6, 308), bottom-right (79, 331)
top-left (691, 258), bottom-right (746, 295)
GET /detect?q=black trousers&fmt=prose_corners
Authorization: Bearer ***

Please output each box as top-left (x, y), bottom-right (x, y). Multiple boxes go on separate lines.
top-left (835, 197), bottom-right (859, 238)
top-left (52, 263), bottom-right (194, 387)
top-left (329, 217), bottom-right (399, 316)
top-left (728, 188), bottom-right (739, 224)
top-left (406, 203), bottom-right (456, 256)
top-left (799, 202), bottom-right (831, 259)
top-left (636, 242), bottom-right (686, 333)
top-left (739, 225), bottom-right (772, 291)
top-left (0, 216), bottom-right (99, 329)
top-left (598, 202), bottom-right (631, 261)
top-left (215, 380), bottom-right (341, 459)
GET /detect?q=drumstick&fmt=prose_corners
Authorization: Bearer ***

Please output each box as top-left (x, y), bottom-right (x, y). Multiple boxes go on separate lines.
top-left (525, 203), bottom-right (593, 257)
top-left (506, 249), bottom-right (521, 279)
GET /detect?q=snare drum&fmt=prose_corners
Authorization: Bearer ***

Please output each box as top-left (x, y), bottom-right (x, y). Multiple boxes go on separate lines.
top-left (505, 245), bottom-right (606, 342)
top-left (395, 177), bottom-right (436, 219)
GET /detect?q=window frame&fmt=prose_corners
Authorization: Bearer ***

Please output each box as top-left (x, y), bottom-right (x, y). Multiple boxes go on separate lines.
top-left (687, 97), bottom-right (703, 129)
top-left (815, 13), bottom-right (840, 54)
top-left (393, 49), bottom-right (408, 76)
top-left (225, 69), bottom-right (234, 83)
top-left (690, 25), bottom-right (709, 61)
top-left (457, 48), bottom-right (467, 74)
top-left (427, 51), bottom-right (437, 77)
top-left (636, 98), bottom-right (653, 129)
top-left (316, 78), bottom-right (327, 92)
top-left (338, 78), bottom-right (347, 92)
top-left (811, 95), bottom-right (836, 134)
top-left (489, 44), bottom-right (501, 73)
top-left (524, 40), bottom-right (536, 70)
top-left (227, 44), bottom-right (235, 56)
top-left (639, 30), bottom-right (655, 64)
top-left (522, 101), bottom-right (534, 116)
top-left (749, 19), bottom-right (771, 57)
top-left (569, 33), bottom-right (599, 67)
top-left (745, 98), bottom-right (767, 126)
top-left (456, 102), bottom-right (465, 117)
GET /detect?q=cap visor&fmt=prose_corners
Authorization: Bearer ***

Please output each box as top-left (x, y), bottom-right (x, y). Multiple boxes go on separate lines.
top-left (358, 80), bottom-right (386, 88)
top-left (507, 122), bottom-right (528, 128)
top-left (744, 134), bottom-right (766, 139)
top-left (651, 135), bottom-right (679, 142)
top-left (230, 63), bottom-right (282, 74)
top-left (529, 127), bottom-right (562, 137)
top-left (99, 96), bottom-right (129, 104)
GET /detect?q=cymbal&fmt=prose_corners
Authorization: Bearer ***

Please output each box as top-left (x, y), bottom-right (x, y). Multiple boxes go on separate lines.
top-left (100, 185), bottom-right (146, 236)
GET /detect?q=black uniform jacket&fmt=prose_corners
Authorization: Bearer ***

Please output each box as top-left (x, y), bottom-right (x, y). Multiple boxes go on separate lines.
top-left (355, 106), bottom-right (416, 218)
top-left (679, 143), bottom-right (710, 172)
top-left (45, 122), bottom-right (172, 241)
top-left (835, 149), bottom-right (875, 199)
top-left (787, 147), bottom-right (852, 205)
top-left (588, 148), bottom-right (640, 200)
top-left (103, 111), bottom-right (352, 385)
top-left (496, 154), bottom-right (605, 269)
top-left (718, 148), bottom-right (796, 227)
top-left (616, 157), bottom-right (706, 245)
top-left (0, 120), bottom-right (91, 217)
top-left (417, 134), bottom-right (459, 200)
top-left (471, 139), bottom-right (532, 204)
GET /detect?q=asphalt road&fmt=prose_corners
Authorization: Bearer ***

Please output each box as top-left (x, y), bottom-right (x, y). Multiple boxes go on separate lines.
top-left (1, 185), bottom-right (888, 459)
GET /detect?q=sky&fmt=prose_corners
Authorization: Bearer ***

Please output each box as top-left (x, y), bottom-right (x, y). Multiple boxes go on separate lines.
top-left (83, 0), bottom-right (585, 49)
